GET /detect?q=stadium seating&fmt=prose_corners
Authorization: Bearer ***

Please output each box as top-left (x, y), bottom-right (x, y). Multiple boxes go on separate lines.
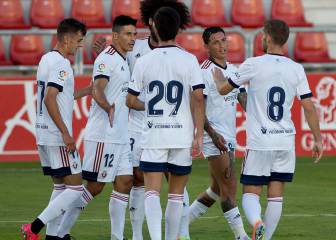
top-left (10, 35), bottom-right (44, 65)
top-left (71, 0), bottom-right (110, 28)
top-left (231, 0), bottom-right (265, 28)
top-left (253, 32), bottom-right (289, 57)
top-left (191, 0), bottom-right (231, 27)
top-left (176, 32), bottom-right (207, 63)
top-left (271, 0), bottom-right (313, 27)
top-left (111, 0), bottom-right (144, 28)
top-left (30, 0), bottom-right (65, 29)
top-left (0, 0), bottom-right (29, 29)
top-left (294, 32), bottom-right (336, 62)
top-left (226, 32), bottom-right (245, 63)
top-left (0, 37), bottom-right (11, 65)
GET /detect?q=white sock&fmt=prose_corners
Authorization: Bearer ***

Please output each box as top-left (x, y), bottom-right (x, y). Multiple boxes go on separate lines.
top-left (109, 191), bottom-right (129, 240)
top-left (178, 188), bottom-right (190, 238)
top-left (57, 186), bottom-right (93, 237)
top-left (144, 191), bottom-right (162, 240)
top-left (38, 185), bottom-right (84, 224)
top-left (165, 194), bottom-right (184, 240)
top-left (129, 186), bottom-right (145, 240)
top-left (242, 193), bottom-right (262, 227)
top-left (189, 187), bottom-right (219, 223)
top-left (264, 197), bottom-right (283, 240)
top-left (223, 207), bottom-right (248, 239)
top-left (46, 184), bottom-right (66, 236)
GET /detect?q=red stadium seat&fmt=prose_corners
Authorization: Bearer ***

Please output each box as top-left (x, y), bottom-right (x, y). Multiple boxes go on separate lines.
top-left (231, 0), bottom-right (265, 28)
top-left (294, 32), bottom-right (336, 62)
top-left (271, 0), bottom-right (312, 27)
top-left (176, 33), bottom-right (207, 63)
top-left (226, 33), bottom-right (245, 63)
top-left (30, 0), bottom-right (65, 28)
top-left (71, 0), bottom-right (110, 28)
top-left (10, 35), bottom-right (44, 65)
top-left (111, 0), bottom-right (144, 28)
top-left (253, 32), bottom-right (289, 57)
top-left (191, 0), bottom-right (231, 27)
top-left (0, 0), bottom-right (29, 29)
top-left (0, 37), bottom-right (11, 65)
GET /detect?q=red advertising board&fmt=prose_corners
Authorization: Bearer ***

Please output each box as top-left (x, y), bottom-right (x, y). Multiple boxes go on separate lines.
top-left (0, 74), bottom-right (335, 162)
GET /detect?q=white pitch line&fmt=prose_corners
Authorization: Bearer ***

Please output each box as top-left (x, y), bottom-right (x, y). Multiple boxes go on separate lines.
top-left (1, 214), bottom-right (335, 224)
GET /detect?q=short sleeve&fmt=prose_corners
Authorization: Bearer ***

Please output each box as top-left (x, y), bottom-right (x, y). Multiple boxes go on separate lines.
top-left (47, 62), bottom-right (69, 92)
top-left (128, 60), bottom-right (143, 96)
top-left (202, 70), bottom-right (211, 97)
top-left (296, 66), bottom-right (313, 100)
top-left (230, 58), bottom-right (256, 88)
top-left (92, 55), bottom-right (113, 81)
top-left (190, 57), bottom-right (205, 91)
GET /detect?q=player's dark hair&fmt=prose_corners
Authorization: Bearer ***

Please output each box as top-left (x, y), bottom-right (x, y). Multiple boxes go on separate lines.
top-left (202, 27), bottom-right (225, 44)
top-left (264, 19), bottom-right (289, 46)
top-left (112, 15), bottom-right (137, 32)
top-left (153, 7), bottom-right (180, 41)
top-left (57, 18), bottom-right (87, 40)
top-left (140, 0), bottom-right (190, 29)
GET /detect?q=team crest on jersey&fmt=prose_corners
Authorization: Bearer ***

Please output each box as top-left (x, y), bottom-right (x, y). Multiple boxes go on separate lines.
top-left (101, 170), bottom-right (107, 178)
top-left (58, 70), bottom-right (67, 81)
top-left (97, 63), bottom-right (106, 73)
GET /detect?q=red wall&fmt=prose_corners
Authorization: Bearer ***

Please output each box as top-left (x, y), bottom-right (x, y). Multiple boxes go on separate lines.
top-left (0, 74), bottom-right (335, 162)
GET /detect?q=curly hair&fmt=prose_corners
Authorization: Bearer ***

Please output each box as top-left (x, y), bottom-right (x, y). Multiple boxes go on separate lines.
top-left (140, 0), bottom-right (190, 29)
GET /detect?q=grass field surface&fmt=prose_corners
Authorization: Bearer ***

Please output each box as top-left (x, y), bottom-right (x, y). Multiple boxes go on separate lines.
top-left (0, 156), bottom-right (335, 240)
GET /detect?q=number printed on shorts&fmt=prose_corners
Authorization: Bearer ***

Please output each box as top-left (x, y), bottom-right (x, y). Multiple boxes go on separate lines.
top-left (104, 154), bottom-right (114, 167)
top-left (147, 80), bottom-right (183, 117)
top-left (267, 86), bottom-right (285, 122)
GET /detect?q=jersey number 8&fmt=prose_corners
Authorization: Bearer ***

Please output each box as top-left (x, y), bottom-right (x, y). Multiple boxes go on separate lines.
top-left (267, 86), bottom-right (285, 122)
top-left (147, 80), bottom-right (183, 117)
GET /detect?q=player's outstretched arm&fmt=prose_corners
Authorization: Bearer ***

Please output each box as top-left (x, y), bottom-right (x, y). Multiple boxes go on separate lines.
top-left (44, 87), bottom-right (75, 152)
top-left (212, 67), bottom-right (235, 95)
top-left (74, 83), bottom-right (92, 99)
top-left (126, 94), bottom-right (145, 111)
top-left (301, 98), bottom-right (323, 163)
top-left (92, 77), bottom-right (115, 127)
top-left (191, 88), bottom-right (205, 155)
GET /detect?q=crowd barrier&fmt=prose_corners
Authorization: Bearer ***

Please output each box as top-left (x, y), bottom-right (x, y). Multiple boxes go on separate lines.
top-left (0, 74), bottom-right (335, 162)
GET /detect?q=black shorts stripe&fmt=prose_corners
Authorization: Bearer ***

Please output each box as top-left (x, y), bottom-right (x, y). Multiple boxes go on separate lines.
top-left (47, 82), bottom-right (63, 92)
top-left (82, 170), bottom-right (99, 182)
top-left (140, 161), bottom-right (168, 172)
top-left (168, 163), bottom-right (192, 176)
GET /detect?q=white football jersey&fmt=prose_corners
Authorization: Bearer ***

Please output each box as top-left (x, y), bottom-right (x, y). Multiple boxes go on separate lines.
top-left (230, 54), bottom-right (312, 150)
top-left (128, 46), bottom-right (205, 149)
top-left (36, 50), bottom-right (74, 146)
top-left (126, 37), bottom-right (154, 132)
top-left (85, 46), bottom-right (130, 144)
top-left (202, 59), bottom-right (246, 148)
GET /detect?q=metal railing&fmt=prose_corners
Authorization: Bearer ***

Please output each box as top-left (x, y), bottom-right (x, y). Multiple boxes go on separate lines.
top-left (0, 26), bottom-right (335, 75)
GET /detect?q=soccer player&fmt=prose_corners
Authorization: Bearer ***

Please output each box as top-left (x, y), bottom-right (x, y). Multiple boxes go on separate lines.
top-left (127, 7), bottom-right (205, 240)
top-left (93, 1), bottom-right (192, 239)
top-left (188, 27), bottom-right (250, 240)
top-left (213, 19), bottom-right (323, 240)
top-left (20, 18), bottom-right (87, 240)
top-left (56, 16), bottom-right (137, 240)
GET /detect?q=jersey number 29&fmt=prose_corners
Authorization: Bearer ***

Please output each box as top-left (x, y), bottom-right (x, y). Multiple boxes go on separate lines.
top-left (147, 80), bottom-right (183, 116)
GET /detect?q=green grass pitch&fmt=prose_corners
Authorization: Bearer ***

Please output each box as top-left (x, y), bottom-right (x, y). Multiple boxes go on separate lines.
top-left (0, 156), bottom-right (335, 240)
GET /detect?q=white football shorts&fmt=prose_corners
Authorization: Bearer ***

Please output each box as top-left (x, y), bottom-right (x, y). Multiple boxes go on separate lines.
top-left (240, 149), bottom-right (296, 185)
top-left (82, 141), bottom-right (133, 182)
top-left (38, 145), bottom-right (82, 177)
